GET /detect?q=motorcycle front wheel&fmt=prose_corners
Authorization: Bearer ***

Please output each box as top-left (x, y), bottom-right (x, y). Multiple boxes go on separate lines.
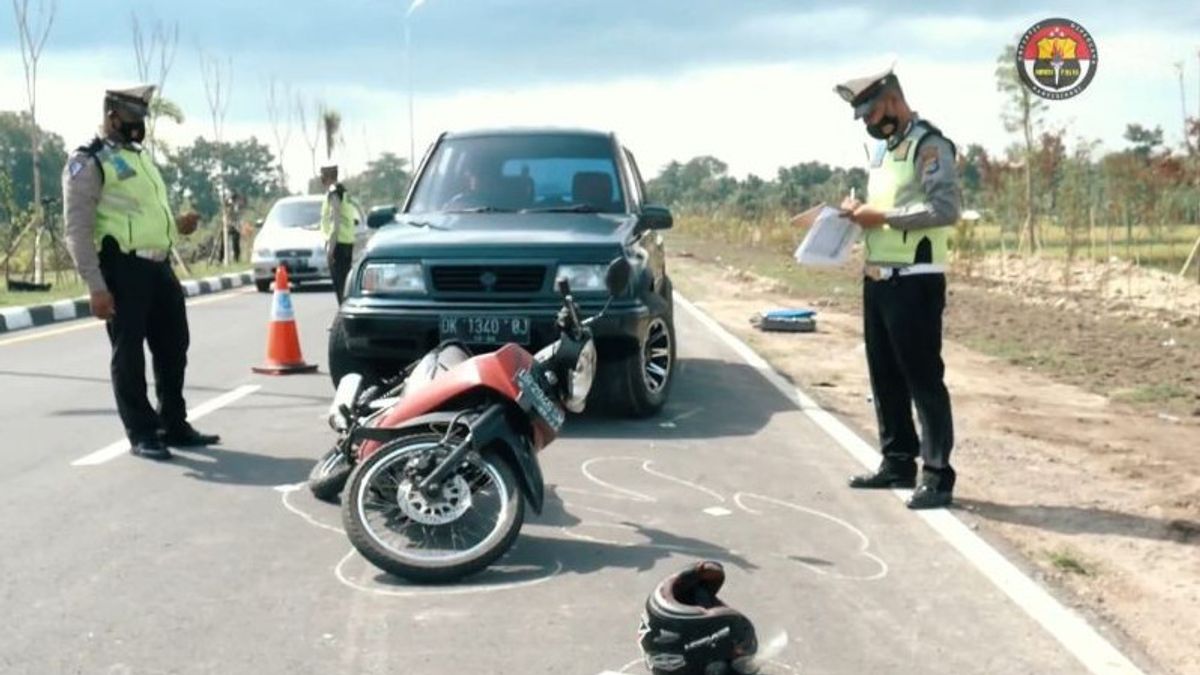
top-left (341, 431), bottom-right (524, 583)
top-left (309, 445), bottom-right (353, 503)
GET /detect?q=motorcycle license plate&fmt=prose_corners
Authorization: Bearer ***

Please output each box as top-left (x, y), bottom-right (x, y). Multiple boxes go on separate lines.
top-left (440, 315), bottom-right (530, 345)
top-left (516, 369), bottom-right (564, 430)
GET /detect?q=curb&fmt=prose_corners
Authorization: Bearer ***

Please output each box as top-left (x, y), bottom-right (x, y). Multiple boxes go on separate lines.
top-left (0, 271), bottom-right (254, 335)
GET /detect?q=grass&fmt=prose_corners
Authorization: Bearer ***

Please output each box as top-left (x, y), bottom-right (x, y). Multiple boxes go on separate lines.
top-left (1111, 383), bottom-right (1192, 404)
top-left (671, 212), bottom-right (1200, 275)
top-left (0, 261), bottom-right (251, 308)
top-left (1046, 549), bottom-right (1092, 576)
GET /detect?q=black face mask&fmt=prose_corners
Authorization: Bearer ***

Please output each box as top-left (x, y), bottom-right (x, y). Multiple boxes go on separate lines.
top-left (110, 115), bottom-right (146, 144)
top-left (866, 115), bottom-right (900, 140)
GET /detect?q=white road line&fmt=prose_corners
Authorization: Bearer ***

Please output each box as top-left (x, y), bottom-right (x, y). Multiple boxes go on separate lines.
top-left (71, 384), bottom-right (261, 466)
top-left (675, 292), bottom-right (1145, 675)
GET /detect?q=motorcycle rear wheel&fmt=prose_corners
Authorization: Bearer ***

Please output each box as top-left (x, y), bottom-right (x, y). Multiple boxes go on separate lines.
top-left (342, 431), bottom-right (524, 583)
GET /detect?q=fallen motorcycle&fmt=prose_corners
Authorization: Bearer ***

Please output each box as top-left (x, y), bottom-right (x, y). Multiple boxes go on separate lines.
top-left (322, 256), bottom-right (631, 582)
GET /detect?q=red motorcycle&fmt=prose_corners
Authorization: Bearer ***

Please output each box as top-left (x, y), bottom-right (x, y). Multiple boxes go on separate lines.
top-left (317, 257), bottom-right (631, 582)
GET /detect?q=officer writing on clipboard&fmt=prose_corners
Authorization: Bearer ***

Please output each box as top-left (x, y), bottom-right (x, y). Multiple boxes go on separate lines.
top-left (834, 68), bottom-right (961, 509)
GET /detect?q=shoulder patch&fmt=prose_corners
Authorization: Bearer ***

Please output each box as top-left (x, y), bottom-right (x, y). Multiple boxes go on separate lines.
top-left (68, 159), bottom-right (86, 178)
top-left (920, 144), bottom-right (940, 176)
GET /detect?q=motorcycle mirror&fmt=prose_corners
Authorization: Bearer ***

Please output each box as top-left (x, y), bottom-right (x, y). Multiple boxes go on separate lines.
top-left (605, 257), bottom-right (632, 296)
top-left (556, 276), bottom-right (572, 298)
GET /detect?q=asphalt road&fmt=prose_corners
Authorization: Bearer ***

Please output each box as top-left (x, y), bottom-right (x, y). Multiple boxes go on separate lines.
top-left (0, 284), bottom-right (1132, 674)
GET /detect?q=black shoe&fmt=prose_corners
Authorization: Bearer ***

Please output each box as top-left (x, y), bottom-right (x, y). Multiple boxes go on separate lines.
top-left (849, 460), bottom-right (916, 489)
top-left (160, 425), bottom-right (221, 447)
top-left (906, 467), bottom-right (955, 510)
top-left (129, 438), bottom-right (172, 461)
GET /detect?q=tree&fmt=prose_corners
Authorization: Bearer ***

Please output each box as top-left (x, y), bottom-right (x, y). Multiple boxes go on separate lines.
top-left (160, 137), bottom-right (283, 221)
top-left (958, 144), bottom-right (989, 207)
top-left (200, 53), bottom-right (232, 263)
top-left (996, 43), bottom-right (1047, 254)
top-left (344, 152), bottom-right (410, 207)
top-left (11, 0), bottom-right (57, 283)
top-left (130, 13), bottom-right (179, 155)
top-left (265, 77), bottom-right (293, 188)
top-left (0, 111), bottom-right (65, 225)
top-left (1124, 123), bottom-right (1164, 159)
top-left (321, 107), bottom-right (342, 161)
top-left (296, 94), bottom-right (322, 187)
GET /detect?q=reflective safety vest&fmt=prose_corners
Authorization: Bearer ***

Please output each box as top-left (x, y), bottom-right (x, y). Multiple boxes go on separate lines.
top-left (864, 121), bottom-right (951, 266)
top-left (92, 144), bottom-right (175, 253)
top-left (320, 186), bottom-right (358, 245)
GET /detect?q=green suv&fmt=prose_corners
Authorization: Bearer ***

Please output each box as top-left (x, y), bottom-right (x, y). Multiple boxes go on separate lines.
top-left (328, 128), bottom-right (676, 417)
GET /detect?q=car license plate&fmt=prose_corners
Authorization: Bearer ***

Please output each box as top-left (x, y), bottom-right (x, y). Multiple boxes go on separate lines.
top-left (516, 369), bottom-right (564, 430)
top-left (281, 258), bottom-right (310, 272)
top-left (439, 315), bottom-right (530, 345)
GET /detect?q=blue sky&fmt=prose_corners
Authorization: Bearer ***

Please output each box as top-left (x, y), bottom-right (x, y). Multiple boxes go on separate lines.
top-left (3, 1), bottom-right (1200, 192)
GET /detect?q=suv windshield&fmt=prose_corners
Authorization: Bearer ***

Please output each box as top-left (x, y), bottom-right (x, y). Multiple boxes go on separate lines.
top-left (408, 134), bottom-right (626, 215)
top-left (265, 200), bottom-right (322, 229)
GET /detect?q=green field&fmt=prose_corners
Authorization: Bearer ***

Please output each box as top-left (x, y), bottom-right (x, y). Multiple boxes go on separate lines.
top-left (0, 262), bottom-right (251, 308)
top-left (671, 212), bottom-right (1200, 275)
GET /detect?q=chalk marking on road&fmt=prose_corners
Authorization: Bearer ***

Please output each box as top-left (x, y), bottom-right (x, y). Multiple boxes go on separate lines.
top-left (552, 500), bottom-right (627, 520)
top-left (581, 457), bottom-right (657, 503)
top-left (334, 548), bottom-right (563, 597)
top-left (735, 492), bottom-right (888, 582)
top-left (703, 506), bottom-right (733, 517)
top-left (641, 460), bottom-right (726, 503)
top-left (71, 384), bottom-right (260, 466)
top-left (278, 483), bottom-right (347, 535)
top-left (0, 288), bottom-right (254, 348)
top-left (676, 292), bottom-right (1146, 675)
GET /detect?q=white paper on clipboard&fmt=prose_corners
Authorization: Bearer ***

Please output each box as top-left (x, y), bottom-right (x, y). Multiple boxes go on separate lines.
top-left (793, 207), bottom-right (860, 266)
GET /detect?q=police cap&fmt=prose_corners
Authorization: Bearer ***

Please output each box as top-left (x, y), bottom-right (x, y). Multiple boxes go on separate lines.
top-left (104, 84), bottom-right (156, 118)
top-left (833, 68), bottom-right (900, 119)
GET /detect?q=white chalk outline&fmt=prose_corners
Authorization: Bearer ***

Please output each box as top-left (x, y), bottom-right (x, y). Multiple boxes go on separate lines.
top-left (675, 292), bottom-right (1146, 675)
top-left (333, 548), bottom-right (563, 598)
top-left (71, 384), bottom-right (261, 466)
top-left (581, 457), bottom-right (658, 503)
top-left (735, 492), bottom-right (888, 581)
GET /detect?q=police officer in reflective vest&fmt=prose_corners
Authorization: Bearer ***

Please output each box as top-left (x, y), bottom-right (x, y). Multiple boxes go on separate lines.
top-left (834, 69), bottom-right (960, 509)
top-left (63, 84), bottom-right (220, 460)
top-left (319, 164), bottom-right (357, 304)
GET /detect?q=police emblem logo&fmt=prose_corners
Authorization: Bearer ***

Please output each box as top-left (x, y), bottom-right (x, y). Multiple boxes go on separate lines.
top-left (1016, 17), bottom-right (1098, 100)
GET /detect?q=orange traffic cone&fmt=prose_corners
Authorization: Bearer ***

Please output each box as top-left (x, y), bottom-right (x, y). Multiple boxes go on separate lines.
top-left (252, 266), bottom-right (319, 375)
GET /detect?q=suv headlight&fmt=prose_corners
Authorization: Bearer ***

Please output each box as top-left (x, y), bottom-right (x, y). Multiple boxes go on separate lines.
top-left (361, 262), bottom-right (426, 294)
top-left (555, 264), bottom-right (607, 292)
top-left (253, 248), bottom-right (273, 260)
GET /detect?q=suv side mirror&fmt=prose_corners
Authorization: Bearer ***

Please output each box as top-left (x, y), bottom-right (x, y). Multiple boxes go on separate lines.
top-left (638, 204), bottom-right (673, 231)
top-left (367, 205), bottom-right (398, 229)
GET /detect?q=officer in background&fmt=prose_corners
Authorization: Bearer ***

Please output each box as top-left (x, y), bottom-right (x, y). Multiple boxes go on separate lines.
top-left (319, 164), bottom-right (357, 304)
top-left (63, 84), bottom-right (220, 460)
top-left (833, 68), bottom-right (960, 509)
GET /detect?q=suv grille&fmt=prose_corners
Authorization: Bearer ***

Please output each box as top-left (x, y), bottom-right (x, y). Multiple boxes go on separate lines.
top-left (275, 249), bottom-right (312, 258)
top-left (430, 265), bottom-right (547, 293)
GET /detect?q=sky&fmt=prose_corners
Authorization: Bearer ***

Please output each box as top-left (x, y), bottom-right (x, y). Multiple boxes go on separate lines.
top-left (2, 1), bottom-right (1200, 193)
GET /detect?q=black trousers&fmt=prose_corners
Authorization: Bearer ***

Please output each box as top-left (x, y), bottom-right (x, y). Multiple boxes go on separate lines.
top-left (863, 273), bottom-right (954, 470)
top-left (99, 239), bottom-right (191, 443)
top-left (329, 242), bottom-right (354, 304)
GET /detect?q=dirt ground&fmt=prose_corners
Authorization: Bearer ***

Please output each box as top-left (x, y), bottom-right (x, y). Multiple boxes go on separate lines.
top-left (666, 246), bottom-right (1200, 675)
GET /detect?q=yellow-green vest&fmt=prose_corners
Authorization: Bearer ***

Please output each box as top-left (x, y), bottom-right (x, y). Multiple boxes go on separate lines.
top-left (94, 144), bottom-right (176, 253)
top-left (320, 187), bottom-right (357, 245)
top-left (865, 122), bottom-right (952, 265)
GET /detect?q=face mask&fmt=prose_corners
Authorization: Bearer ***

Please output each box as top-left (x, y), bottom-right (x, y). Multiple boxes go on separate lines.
top-left (865, 115), bottom-right (899, 140)
top-left (110, 115), bottom-right (146, 144)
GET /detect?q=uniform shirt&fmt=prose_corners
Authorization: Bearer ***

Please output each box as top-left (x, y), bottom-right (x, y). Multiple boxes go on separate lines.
top-left (62, 136), bottom-right (125, 293)
top-left (880, 115), bottom-right (961, 231)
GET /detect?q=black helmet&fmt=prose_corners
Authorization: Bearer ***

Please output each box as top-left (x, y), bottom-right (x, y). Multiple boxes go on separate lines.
top-left (638, 561), bottom-right (759, 675)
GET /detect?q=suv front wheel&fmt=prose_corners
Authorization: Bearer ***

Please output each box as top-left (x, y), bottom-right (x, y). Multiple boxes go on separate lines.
top-left (602, 314), bottom-right (676, 418)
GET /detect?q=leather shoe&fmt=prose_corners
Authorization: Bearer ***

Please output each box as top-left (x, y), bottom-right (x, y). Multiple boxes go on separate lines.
top-left (849, 460), bottom-right (916, 489)
top-left (906, 484), bottom-right (953, 510)
top-left (129, 438), bottom-right (172, 461)
top-left (906, 467), bottom-right (955, 509)
top-left (160, 425), bottom-right (221, 447)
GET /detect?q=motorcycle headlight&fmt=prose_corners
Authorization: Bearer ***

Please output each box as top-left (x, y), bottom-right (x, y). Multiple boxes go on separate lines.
top-left (555, 264), bottom-right (607, 292)
top-left (328, 373), bottom-right (363, 431)
top-left (361, 262), bottom-right (426, 294)
top-left (564, 338), bottom-right (597, 413)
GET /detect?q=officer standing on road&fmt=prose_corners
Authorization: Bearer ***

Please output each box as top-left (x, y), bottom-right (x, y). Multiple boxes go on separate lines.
top-left (62, 84), bottom-right (220, 460)
top-left (319, 164), bottom-right (357, 304)
top-left (833, 68), bottom-right (960, 509)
